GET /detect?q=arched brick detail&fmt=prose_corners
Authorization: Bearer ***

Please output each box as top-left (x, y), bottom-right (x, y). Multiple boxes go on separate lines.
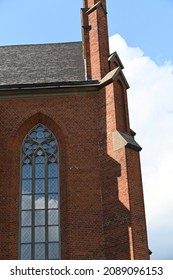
top-left (7, 112), bottom-right (68, 259)
top-left (114, 79), bottom-right (130, 133)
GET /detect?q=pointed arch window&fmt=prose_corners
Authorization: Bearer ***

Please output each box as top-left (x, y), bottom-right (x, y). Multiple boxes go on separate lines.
top-left (20, 124), bottom-right (60, 260)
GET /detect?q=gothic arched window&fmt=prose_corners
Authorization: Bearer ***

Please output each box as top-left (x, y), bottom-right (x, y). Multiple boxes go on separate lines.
top-left (20, 124), bottom-right (60, 260)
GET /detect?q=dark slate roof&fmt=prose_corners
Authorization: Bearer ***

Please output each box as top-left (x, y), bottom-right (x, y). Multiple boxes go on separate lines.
top-left (0, 42), bottom-right (85, 86)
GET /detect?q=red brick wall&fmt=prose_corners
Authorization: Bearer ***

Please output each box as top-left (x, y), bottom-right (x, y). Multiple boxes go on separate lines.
top-left (101, 75), bottom-right (149, 259)
top-left (0, 0), bottom-right (149, 261)
top-left (0, 85), bottom-right (149, 260)
top-left (0, 94), bottom-right (105, 259)
top-left (126, 148), bottom-right (149, 259)
top-left (83, 0), bottom-right (110, 80)
top-left (114, 79), bottom-right (130, 133)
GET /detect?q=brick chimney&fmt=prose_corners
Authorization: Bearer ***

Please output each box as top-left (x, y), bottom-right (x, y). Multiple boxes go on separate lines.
top-left (81, 0), bottom-right (110, 80)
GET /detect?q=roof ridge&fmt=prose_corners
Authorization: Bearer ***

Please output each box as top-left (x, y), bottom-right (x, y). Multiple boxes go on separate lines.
top-left (0, 41), bottom-right (82, 48)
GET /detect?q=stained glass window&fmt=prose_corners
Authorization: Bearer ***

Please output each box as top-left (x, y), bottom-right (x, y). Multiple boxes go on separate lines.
top-left (20, 124), bottom-right (60, 260)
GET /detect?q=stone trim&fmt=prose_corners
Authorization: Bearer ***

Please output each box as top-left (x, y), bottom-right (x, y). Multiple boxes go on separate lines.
top-left (99, 67), bottom-right (130, 89)
top-left (0, 84), bottom-right (98, 99)
top-left (112, 130), bottom-right (142, 151)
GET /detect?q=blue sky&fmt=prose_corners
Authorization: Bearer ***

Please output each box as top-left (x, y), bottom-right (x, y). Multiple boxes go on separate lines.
top-left (1, 0), bottom-right (173, 260)
top-left (0, 0), bottom-right (173, 64)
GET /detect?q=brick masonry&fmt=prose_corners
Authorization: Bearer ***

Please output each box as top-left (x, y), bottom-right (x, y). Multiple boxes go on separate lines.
top-left (0, 0), bottom-right (149, 259)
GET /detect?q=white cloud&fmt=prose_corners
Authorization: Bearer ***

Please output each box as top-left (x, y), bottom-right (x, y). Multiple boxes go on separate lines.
top-left (109, 34), bottom-right (173, 259)
top-left (35, 196), bottom-right (58, 209)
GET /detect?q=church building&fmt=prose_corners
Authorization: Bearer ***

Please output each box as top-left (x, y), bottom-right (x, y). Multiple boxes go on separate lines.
top-left (0, 0), bottom-right (149, 259)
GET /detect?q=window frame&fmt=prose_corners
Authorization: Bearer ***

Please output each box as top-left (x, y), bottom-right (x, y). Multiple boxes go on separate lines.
top-left (19, 123), bottom-right (61, 260)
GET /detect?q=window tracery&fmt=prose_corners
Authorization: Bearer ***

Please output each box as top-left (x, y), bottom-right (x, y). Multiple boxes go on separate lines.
top-left (20, 124), bottom-right (60, 260)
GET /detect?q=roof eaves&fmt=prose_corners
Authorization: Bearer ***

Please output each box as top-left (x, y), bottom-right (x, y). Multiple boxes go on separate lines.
top-left (0, 80), bottom-right (99, 91)
top-left (0, 80), bottom-right (100, 99)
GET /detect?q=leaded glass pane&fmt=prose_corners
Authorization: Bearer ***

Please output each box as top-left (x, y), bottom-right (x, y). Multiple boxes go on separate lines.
top-left (20, 124), bottom-right (60, 260)
top-left (42, 143), bottom-right (48, 149)
top-left (48, 210), bottom-right (59, 225)
top-left (22, 195), bottom-right (32, 210)
top-left (48, 178), bottom-right (58, 193)
top-left (21, 211), bottom-right (32, 226)
top-left (22, 180), bottom-right (32, 194)
top-left (35, 194), bottom-right (45, 209)
top-left (48, 243), bottom-right (59, 260)
top-left (35, 227), bottom-right (45, 242)
top-left (37, 125), bottom-right (44, 132)
top-left (48, 163), bottom-right (58, 177)
top-left (30, 131), bottom-right (37, 138)
top-left (36, 131), bottom-right (44, 139)
top-left (49, 155), bottom-right (57, 163)
top-left (48, 194), bottom-right (58, 209)
top-left (50, 140), bottom-right (56, 147)
top-left (35, 243), bottom-right (45, 260)
top-left (35, 155), bottom-right (45, 163)
top-left (21, 244), bottom-right (31, 260)
top-left (21, 227), bottom-right (32, 243)
top-left (44, 131), bottom-right (50, 137)
top-left (35, 179), bottom-right (45, 193)
top-left (24, 142), bottom-right (31, 148)
top-left (47, 146), bottom-right (56, 154)
top-left (23, 157), bottom-right (31, 164)
top-left (22, 164), bottom-right (32, 178)
top-left (35, 164), bottom-right (45, 178)
top-left (25, 149), bottom-right (32, 156)
top-left (35, 210), bottom-right (45, 225)
top-left (36, 149), bottom-right (43, 156)
top-left (48, 226), bottom-right (59, 242)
